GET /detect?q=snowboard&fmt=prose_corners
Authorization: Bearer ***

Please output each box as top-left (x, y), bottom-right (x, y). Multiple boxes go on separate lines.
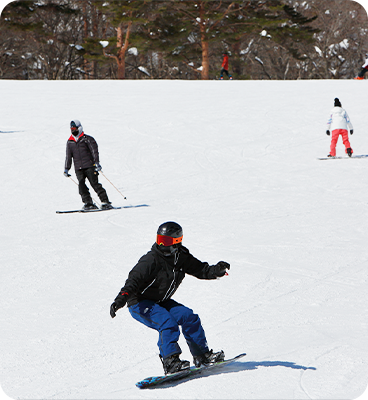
top-left (317, 155), bottom-right (368, 160)
top-left (136, 352), bottom-right (246, 389)
top-left (56, 206), bottom-right (122, 214)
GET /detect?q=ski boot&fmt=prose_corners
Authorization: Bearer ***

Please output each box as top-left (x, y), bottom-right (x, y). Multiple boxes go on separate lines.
top-left (83, 203), bottom-right (98, 210)
top-left (347, 148), bottom-right (352, 157)
top-left (193, 349), bottom-right (225, 367)
top-left (101, 202), bottom-right (113, 210)
top-left (160, 354), bottom-right (190, 375)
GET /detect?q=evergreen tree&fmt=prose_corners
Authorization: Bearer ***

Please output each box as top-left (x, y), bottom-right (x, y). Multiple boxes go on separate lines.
top-left (146, 1), bottom-right (318, 80)
top-left (84, 1), bottom-right (155, 79)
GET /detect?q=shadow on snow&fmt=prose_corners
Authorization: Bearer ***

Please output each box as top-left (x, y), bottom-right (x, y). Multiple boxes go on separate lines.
top-left (154, 360), bottom-right (316, 389)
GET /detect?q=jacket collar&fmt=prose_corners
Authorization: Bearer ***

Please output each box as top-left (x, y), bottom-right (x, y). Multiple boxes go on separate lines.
top-left (68, 132), bottom-right (85, 142)
top-left (152, 243), bottom-right (182, 265)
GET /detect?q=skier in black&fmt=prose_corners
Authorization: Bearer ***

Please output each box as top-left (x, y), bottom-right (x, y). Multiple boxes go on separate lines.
top-left (110, 221), bottom-right (230, 375)
top-left (64, 120), bottom-right (112, 210)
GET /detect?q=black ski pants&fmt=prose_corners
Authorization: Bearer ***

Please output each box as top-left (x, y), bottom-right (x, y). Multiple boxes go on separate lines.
top-left (220, 68), bottom-right (231, 78)
top-left (358, 67), bottom-right (368, 78)
top-left (76, 167), bottom-right (109, 205)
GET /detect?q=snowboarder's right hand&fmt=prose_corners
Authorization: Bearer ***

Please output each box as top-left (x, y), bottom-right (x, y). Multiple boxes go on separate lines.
top-left (64, 169), bottom-right (71, 177)
top-left (213, 261), bottom-right (230, 277)
top-left (110, 291), bottom-right (129, 318)
top-left (350, 130), bottom-right (354, 135)
top-left (326, 130), bottom-right (330, 136)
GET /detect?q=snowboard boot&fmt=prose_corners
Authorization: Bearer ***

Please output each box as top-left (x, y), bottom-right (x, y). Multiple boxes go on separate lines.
top-left (83, 202), bottom-right (98, 210)
top-left (101, 202), bottom-right (113, 210)
top-left (193, 349), bottom-right (225, 367)
top-left (327, 154), bottom-right (334, 158)
top-left (347, 148), bottom-right (352, 157)
top-left (160, 354), bottom-right (190, 375)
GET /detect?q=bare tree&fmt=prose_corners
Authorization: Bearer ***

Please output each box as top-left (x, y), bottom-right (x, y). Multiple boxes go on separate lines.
top-left (291, 0), bottom-right (368, 79)
top-left (0, 1), bottom-right (85, 80)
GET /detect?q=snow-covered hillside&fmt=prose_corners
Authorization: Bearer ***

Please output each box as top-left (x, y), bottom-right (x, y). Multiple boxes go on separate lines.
top-left (1, 78), bottom-right (368, 400)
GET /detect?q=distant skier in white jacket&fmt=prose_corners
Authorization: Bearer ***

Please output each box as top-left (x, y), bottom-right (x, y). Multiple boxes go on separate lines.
top-left (326, 98), bottom-right (353, 157)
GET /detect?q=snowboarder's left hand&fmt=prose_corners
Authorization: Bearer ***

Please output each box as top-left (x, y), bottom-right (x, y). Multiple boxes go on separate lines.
top-left (350, 130), bottom-right (353, 135)
top-left (326, 130), bottom-right (330, 136)
top-left (64, 169), bottom-right (71, 177)
top-left (95, 163), bottom-right (102, 172)
top-left (214, 261), bottom-right (230, 277)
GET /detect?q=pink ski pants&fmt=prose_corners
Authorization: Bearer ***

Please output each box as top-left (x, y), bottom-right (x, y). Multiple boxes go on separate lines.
top-left (330, 129), bottom-right (352, 157)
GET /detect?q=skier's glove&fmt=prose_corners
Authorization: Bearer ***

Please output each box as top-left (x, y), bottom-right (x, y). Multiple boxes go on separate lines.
top-left (350, 130), bottom-right (354, 135)
top-left (326, 130), bottom-right (330, 136)
top-left (213, 261), bottom-right (230, 277)
top-left (95, 163), bottom-right (102, 172)
top-left (110, 291), bottom-right (129, 318)
top-left (64, 169), bottom-right (71, 177)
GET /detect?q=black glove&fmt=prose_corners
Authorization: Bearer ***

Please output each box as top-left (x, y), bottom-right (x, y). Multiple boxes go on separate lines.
top-left (213, 261), bottom-right (230, 277)
top-left (95, 163), bottom-right (102, 172)
top-left (110, 291), bottom-right (128, 318)
top-left (350, 130), bottom-right (353, 135)
top-left (326, 130), bottom-right (330, 136)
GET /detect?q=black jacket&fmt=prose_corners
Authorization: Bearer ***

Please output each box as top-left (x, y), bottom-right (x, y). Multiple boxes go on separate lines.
top-left (120, 244), bottom-right (219, 307)
top-left (65, 133), bottom-right (100, 171)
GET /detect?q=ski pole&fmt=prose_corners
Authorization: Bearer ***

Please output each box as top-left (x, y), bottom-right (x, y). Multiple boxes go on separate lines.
top-left (101, 172), bottom-right (127, 200)
top-left (68, 175), bottom-right (100, 206)
top-left (68, 175), bottom-right (78, 186)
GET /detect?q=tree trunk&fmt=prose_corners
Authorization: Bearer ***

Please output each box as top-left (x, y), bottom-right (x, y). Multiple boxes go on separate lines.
top-left (91, 3), bottom-right (98, 78)
top-left (199, 3), bottom-right (209, 80)
top-left (116, 21), bottom-right (132, 79)
top-left (82, 0), bottom-right (89, 79)
top-left (201, 39), bottom-right (210, 80)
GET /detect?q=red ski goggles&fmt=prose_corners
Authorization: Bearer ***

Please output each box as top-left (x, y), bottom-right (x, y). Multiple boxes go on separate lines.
top-left (156, 234), bottom-right (183, 247)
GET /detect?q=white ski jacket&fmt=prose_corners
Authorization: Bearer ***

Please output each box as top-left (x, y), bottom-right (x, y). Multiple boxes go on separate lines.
top-left (327, 107), bottom-right (353, 131)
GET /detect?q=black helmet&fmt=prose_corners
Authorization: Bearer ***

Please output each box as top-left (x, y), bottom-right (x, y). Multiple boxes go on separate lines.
top-left (156, 222), bottom-right (183, 255)
top-left (334, 98), bottom-right (341, 107)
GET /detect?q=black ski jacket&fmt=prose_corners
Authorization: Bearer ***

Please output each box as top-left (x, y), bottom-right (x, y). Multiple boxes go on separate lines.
top-left (120, 244), bottom-right (219, 307)
top-left (65, 133), bottom-right (100, 171)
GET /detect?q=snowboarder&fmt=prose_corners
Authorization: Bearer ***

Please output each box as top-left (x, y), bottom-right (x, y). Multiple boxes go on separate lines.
top-left (354, 54), bottom-right (368, 80)
top-left (64, 120), bottom-right (112, 210)
top-left (326, 98), bottom-right (353, 157)
top-left (110, 221), bottom-right (230, 375)
top-left (220, 52), bottom-right (232, 80)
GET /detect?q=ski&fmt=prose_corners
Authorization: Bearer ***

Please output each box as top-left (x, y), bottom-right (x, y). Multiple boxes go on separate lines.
top-left (56, 206), bottom-right (122, 214)
top-left (317, 155), bottom-right (368, 160)
top-left (136, 352), bottom-right (246, 389)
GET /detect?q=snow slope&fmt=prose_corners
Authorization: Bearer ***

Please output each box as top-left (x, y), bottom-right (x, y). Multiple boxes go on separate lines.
top-left (1, 78), bottom-right (368, 400)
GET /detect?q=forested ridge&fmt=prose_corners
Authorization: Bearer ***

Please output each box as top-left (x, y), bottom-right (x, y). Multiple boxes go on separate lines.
top-left (1, 0), bottom-right (367, 80)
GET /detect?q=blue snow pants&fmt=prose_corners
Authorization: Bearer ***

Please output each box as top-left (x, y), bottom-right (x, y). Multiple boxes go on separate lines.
top-left (128, 299), bottom-right (209, 359)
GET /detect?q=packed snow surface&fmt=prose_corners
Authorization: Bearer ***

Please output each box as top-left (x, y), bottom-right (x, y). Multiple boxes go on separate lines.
top-left (1, 79), bottom-right (368, 400)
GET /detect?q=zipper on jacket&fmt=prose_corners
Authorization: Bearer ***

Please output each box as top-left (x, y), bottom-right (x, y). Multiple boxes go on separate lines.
top-left (161, 269), bottom-right (176, 302)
